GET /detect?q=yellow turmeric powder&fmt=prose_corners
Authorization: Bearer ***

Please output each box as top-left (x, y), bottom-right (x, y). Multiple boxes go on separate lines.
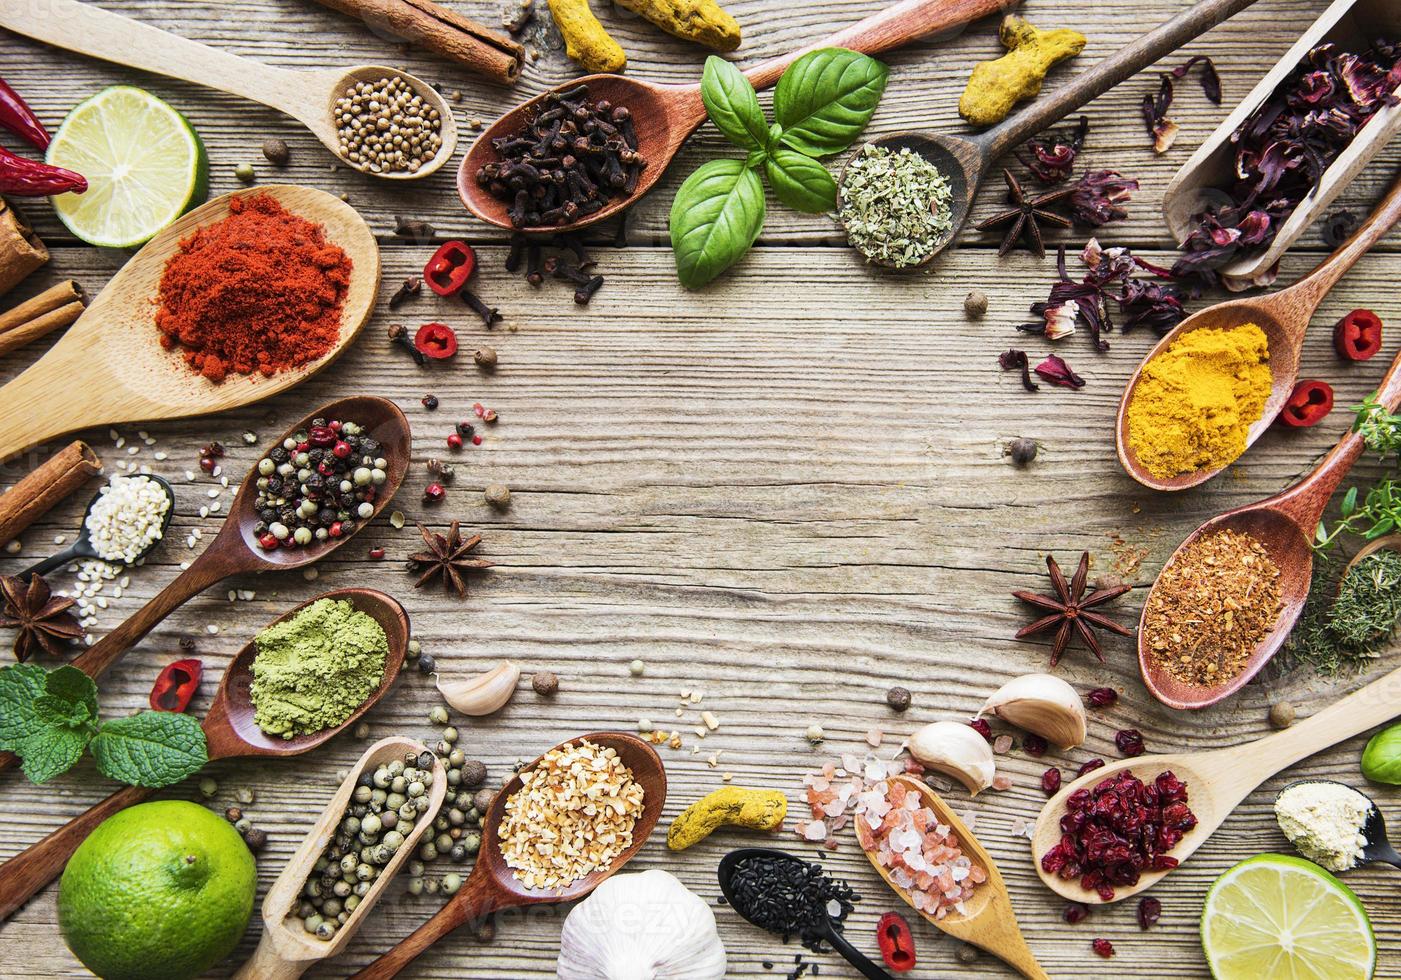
top-left (1126, 324), bottom-right (1272, 480)
top-left (959, 16), bottom-right (1086, 127)
top-left (668, 787), bottom-right (786, 850)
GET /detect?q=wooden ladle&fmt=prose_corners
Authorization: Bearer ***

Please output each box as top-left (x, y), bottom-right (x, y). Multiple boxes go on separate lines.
top-left (347, 732), bottom-right (666, 979)
top-left (0, 587), bottom-right (409, 922)
top-left (0, 186), bottom-right (381, 462)
top-left (859, 776), bottom-right (1046, 979)
top-left (1140, 347), bottom-right (1401, 710)
top-left (0, 394), bottom-right (410, 775)
top-left (0, 0), bottom-right (458, 179)
top-left (233, 737), bottom-right (446, 980)
top-left (841, 0), bottom-right (1262, 269)
top-left (1118, 166), bottom-right (1401, 490)
top-left (457, 0), bottom-right (1017, 234)
top-left (1031, 661), bottom-right (1401, 904)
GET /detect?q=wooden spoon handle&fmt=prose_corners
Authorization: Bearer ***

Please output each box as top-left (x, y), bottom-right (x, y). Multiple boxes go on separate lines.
top-left (0, 0), bottom-right (307, 119)
top-left (231, 934), bottom-right (309, 980)
top-left (741, 0), bottom-right (1015, 91)
top-left (1282, 166), bottom-right (1401, 313)
top-left (0, 783), bottom-right (155, 922)
top-left (348, 872), bottom-right (505, 979)
top-left (982, 0), bottom-right (1260, 159)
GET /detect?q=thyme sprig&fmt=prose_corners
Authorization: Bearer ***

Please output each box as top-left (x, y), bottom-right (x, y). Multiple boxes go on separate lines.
top-left (1313, 396), bottom-right (1401, 550)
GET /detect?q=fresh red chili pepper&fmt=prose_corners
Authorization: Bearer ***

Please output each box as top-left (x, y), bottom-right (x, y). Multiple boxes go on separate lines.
top-left (149, 658), bottom-right (203, 712)
top-left (1278, 380), bottom-right (1334, 428)
top-left (0, 75), bottom-right (51, 150)
top-left (875, 911), bottom-right (916, 972)
top-left (423, 240), bottom-right (476, 296)
top-left (1334, 309), bottom-right (1383, 361)
top-left (414, 322), bottom-right (458, 359)
top-left (0, 145), bottom-right (86, 197)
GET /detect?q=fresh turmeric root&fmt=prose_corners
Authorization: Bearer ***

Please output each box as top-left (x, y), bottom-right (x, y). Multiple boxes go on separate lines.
top-left (668, 787), bottom-right (786, 850)
top-left (548, 0), bottom-right (627, 73)
top-left (615, 0), bottom-right (741, 52)
top-left (959, 15), bottom-right (1086, 127)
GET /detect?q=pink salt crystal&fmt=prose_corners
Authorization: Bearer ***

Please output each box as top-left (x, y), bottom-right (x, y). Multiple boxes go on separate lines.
top-left (992, 774), bottom-right (1014, 791)
top-left (992, 734), bottom-right (1013, 755)
top-left (803, 820), bottom-right (828, 841)
top-left (866, 727), bottom-right (883, 747)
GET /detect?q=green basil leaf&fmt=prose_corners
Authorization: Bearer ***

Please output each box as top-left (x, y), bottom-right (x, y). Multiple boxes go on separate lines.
top-left (17, 726), bottom-right (88, 783)
top-left (1362, 722), bottom-right (1401, 785)
top-left (0, 663), bottom-right (48, 750)
top-left (91, 710), bottom-right (208, 788)
top-left (765, 149), bottom-right (837, 214)
top-left (670, 159), bottom-right (766, 290)
top-left (701, 56), bottom-right (769, 151)
top-left (774, 48), bottom-right (888, 157)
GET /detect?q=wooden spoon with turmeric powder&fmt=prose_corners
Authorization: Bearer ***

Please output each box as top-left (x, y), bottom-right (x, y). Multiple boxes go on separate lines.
top-left (1117, 166), bottom-right (1401, 492)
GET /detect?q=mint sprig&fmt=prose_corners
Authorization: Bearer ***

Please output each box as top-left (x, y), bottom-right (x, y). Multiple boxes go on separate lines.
top-left (91, 712), bottom-right (207, 787)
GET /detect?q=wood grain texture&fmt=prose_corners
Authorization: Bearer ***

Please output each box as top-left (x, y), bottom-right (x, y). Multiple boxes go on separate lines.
top-left (1, 0), bottom-right (1400, 976)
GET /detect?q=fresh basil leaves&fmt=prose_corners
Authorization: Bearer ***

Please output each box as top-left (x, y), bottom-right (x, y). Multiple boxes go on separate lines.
top-left (671, 48), bottom-right (887, 289)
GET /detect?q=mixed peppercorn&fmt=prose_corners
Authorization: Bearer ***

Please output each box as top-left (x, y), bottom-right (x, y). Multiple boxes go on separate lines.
top-left (251, 417), bottom-right (387, 550)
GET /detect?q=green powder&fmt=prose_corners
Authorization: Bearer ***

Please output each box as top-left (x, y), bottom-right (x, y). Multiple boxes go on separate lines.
top-left (250, 598), bottom-right (388, 739)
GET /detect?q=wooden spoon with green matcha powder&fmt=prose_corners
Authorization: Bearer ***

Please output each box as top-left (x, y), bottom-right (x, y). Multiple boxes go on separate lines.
top-left (1117, 166), bottom-right (1401, 492)
top-left (0, 587), bottom-right (408, 923)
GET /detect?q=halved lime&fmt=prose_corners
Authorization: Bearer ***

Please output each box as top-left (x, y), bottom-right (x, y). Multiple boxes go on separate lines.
top-left (46, 86), bottom-right (207, 248)
top-left (1202, 854), bottom-right (1375, 979)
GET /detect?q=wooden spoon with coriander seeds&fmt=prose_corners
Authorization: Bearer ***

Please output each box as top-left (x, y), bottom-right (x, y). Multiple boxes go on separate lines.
top-left (1031, 661), bottom-right (1401, 904)
top-left (0, 588), bottom-right (409, 923)
top-left (838, 0), bottom-right (1262, 270)
top-left (457, 0), bottom-right (1017, 234)
top-left (0, 0), bottom-right (457, 179)
top-left (0, 395), bottom-right (410, 776)
top-left (1139, 347), bottom-right (1401, 710)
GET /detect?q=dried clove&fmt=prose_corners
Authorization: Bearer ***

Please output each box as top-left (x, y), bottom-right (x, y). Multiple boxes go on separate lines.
top-left (574, 275), bottom-right (605, 305)
top-left (505, 233), bottom-right (527, 272)
top-left (526, 243), bottom-right (544, 286)
top-left (394, 215), bottom-right (436, 241)
top-left (388, 276), bottom-right (422, 310)
top-left (460, 288), bottom-right (503, 327)
top-left (388, 323), bottom-right (428, 365)
top-left (556, 233), bottom-right (596, 270)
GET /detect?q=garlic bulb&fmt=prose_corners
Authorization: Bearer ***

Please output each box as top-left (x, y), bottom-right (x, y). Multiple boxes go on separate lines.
top-left (557, 869), bottom-right (726, 980)
top-left (435, 660), bottom-right (519, 716)
top-left (906, 721), bottom-right (995, 796)
top-left (978, 673), bottom-right (1086, 749)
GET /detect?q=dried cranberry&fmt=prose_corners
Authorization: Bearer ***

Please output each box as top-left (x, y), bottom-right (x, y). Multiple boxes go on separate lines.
top-left (1092, 938), bottom-right (1114, 958)
top-left (414, 322), bottom-right (458, 359)
top-left (1077, 758), bottom-right (1105, 777)
top-left (1115, 729), bottom-right (1146, 757)
top-left (1023, 733), bottom-right (1049, 757)
top-left (1041, 767), bottom-right (1062, 796)
top-left (1062, 902), bottom-right (1089, 924)
top-left (1087, 687), bottom-right (1118, 708)
top-left (1137, 896), bottom-right (1162, 930)
top-left (967, 719), bottom-right (993, 742)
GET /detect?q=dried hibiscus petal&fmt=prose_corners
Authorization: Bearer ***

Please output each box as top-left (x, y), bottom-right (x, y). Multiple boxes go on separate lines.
top-left (1034, 354), bottom-right (1085, 389)
top-left (1017, 115), bottom-right (1089, 185)
top-left (999, 348), bottom-right (1039, 392)
top-left (1070, 170), bottom-right (1139, 227)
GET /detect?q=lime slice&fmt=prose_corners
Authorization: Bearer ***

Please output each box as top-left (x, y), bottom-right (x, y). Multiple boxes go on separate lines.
top-left (46, 86), bottom-right (207, 247)
top-left (1202, 854), bottom-right (1375, 980)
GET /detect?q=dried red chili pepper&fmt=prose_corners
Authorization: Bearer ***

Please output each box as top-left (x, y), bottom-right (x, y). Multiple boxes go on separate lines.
top-left (424, 240), bottom-right (476, 296)
top-left (149, 658), bottom-right (202, 712)
top-left (0, 75), bottom-right (50, 150)
top-left (1334, 309), bottom-right (1383, 361)
top-left (875, 911), bottom-right (916, 972)
top-left (0, 145), bottom-right (86, 197)
top-left (1279, 380), bottom-right (1334, 428)
top-left (415, 322), bottom-right (458, 359)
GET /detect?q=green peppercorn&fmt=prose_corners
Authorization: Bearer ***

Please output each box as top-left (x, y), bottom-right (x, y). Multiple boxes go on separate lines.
top-left (407, 876), bottom-right (425, 896)
top-left (442, 726), bottom-right (459, 744)
top-left (463, 832), bottom-right (481, 855)
top-left (234, 162), bottom-right (256, 183)
top-left (442, 872), bottom-right (462, 895)
top-left (199, 776), bottom-right (218, 799)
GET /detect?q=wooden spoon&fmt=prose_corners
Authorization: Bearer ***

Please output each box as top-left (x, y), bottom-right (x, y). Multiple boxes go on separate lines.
top-left (1117, 166), bottom-right (1401, 490)
top-left (1139, 347), bottom-right (1401, 710)
top-left (859, 776), bottom-right (1046, 979)
top-left (840, 0), bottom-right (1262, 269)
top-left (0, 0), bottom-right (457, 179)
top-left (0, 394), bottom-right (410, 775)
top-left (457, 0), bottom-right (1016, 234)
top-left (0, 587), bottom-right (409, 922)
top-left (347, 732), bottom-right (666, 979)
top-left (0, 186), bottom-right (380, 462)
top-left (1031, 661), bottom-right (1401, 904)
top-left (233, 736), bottom-right (446, 980)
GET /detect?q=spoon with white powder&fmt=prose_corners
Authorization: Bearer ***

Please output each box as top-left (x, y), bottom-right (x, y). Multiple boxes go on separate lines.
top-left (1275, 779), bottom-right (1400, 873)
top-left (19, 474), bottom-right (175, 578)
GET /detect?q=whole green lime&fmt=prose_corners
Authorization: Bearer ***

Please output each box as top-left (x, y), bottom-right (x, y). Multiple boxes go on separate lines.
top-left (58, 800), bottom-right (256, 980)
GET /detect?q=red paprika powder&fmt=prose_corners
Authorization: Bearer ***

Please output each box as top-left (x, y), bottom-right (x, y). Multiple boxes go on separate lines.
top-left (155, 193), bottom-right (352, 383)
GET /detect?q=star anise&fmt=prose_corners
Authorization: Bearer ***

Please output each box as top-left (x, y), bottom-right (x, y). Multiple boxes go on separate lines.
top-left (976, 168), bottom-right (1074, 258)
top-left (0, 573), bottom-right (83, 662)
top-left (1012, 552), bottom-right (1132, 666)
top-left (407, 522), bottom-right (492, 597)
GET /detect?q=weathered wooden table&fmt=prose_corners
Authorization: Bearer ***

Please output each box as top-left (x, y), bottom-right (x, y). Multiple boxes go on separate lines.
top-left (2, 1), bottom-right (1400, 976)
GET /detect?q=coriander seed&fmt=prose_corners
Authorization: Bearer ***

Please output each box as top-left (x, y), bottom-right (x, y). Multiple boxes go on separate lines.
top-left (965, 290), bottom-right (989, 318)
top-left (484, 484), bottom-right (511, 510)
top-left (532, 670), bottom-right (558, 696)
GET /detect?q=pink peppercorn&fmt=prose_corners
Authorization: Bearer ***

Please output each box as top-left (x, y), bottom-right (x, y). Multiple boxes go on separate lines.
top-left (1092, 938), bottom-right (1114, 958)
top-left (368, 547), bottom-right (385, 559)
top-left (472, 434), bottom-right (482, 445)
top-left (447, 433), bottom-right (463, 450)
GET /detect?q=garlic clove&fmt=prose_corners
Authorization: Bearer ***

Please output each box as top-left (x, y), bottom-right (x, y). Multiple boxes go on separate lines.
top-left (435, 660), bottom-right (520, 716)
top-left (978, 672), bottom-right (1087, 749)
top-left (906, 721), bottom-right (996, 796)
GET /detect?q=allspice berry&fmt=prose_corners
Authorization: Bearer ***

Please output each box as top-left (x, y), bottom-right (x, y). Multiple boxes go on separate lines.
top-left (886, 686), bottom-right (912, 712)
top-left (532, 670), bottom-right (559, 696)
top-left (964, 290), bottom-right (988, 318)
top-left (1008, 437), bottom-right (1038, 465)
top-left (1269, 702), bottom-right (1296, 729)
top-left (472, 787), bottom-right (496, 814)
top-left (474, 346), bottom-right (498, 369)
top-left (262, 137), bottom-right (290, 166)
top-left (956, 943), bottom-right (980, 964)
top-left (243, 827), bottom-right (268, 852)
top-left (484, 484), bottom-right (511, 510)
top-left (459, 759), bottom-right (487, 788)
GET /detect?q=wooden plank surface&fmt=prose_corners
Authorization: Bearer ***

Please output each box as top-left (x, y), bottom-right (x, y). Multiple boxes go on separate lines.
top-left (0, 0), bottom-right (1399, 978)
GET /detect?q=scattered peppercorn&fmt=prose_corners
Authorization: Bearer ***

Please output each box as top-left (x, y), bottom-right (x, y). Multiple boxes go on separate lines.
top-left (532, 670), bottom-right (558, 696)
top-left (427, 458), bottom-right (455, 482)
top-left (369, 547), bottom-right (386, 559)
top-left (243, 827), bottom-right (268, 852)
top-left (1007, 437), bottom-right (1038, 465)
top-left (261, 137), bottom-right (290, 166)
top-left (964, 290), bottom-right (988, 318)
top-left (423, 483), bottom-right (446, 504)
top-left (1269, 702), bottom-right (1296, 728)
top-left (421, 394), bottom-right (439, 410)
top-left (473, 787), bottom-right (496, 813)
top-left (885, 686), bottom-right (911, 712)
top-left (955, 943), bottom-right (979, 964)
top-left (225, 805), bottom-right (243, 823)
top-left (234, 162), bottom-right (255, 183)
top-left (417, 653), bottom-right (436, 674)
top-left (474, 346), bottom-right (498, 369)
top-left (447, 433), bottom-right (464, 450)
top-left (484, 484), bottom-right (511, 510)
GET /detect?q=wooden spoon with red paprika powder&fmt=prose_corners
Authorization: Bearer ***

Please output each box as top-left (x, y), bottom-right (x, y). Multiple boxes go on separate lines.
top-left (0, 184), bottom-right (379, 462)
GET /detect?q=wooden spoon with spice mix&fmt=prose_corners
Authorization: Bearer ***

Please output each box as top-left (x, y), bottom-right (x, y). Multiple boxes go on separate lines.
top-left (0, 394), bottom-right (410, 776)
top-left (0, 186), bottom-right (380, 463)
top-left (0, 0), bottom-right (458, 180)
top-left (457, 0), bottom-right (1016, 234)
top-left (860, 776), bottom-right (1047, 979)
top-left (839, 0), bottom-right (1262, 270)
top-left (1031, 660), bottom-right (1401, 904)
top-left (348, 732), bottom-right (666, 980)
top-left (0, 587), bottom-right (408, 923)
top-left (1117, 166), bottom-right (1401, 491)
top-left (1139, 346), bottom-right (1401, 710)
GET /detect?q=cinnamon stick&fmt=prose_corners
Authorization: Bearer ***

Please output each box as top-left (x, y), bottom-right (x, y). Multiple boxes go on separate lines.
top-left (0, 197), bottom-right (47, 300)
top-left (310, 0), bottom-right (524, 83)
top-left (0, 280), bottom-right (85, 358)
top-left (0, 440), bottom-right (101, 545)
